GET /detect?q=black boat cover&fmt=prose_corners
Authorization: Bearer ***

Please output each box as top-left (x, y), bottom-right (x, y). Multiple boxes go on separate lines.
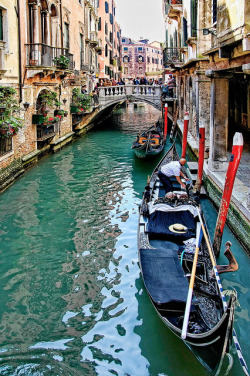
top-left (140, 248), bottom-right (189, 305)
top-left (147, 210), bottom-right (196, 241)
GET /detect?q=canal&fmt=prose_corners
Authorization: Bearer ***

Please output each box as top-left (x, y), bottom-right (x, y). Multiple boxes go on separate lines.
top-left (0, 104), bottom-right (249, 376)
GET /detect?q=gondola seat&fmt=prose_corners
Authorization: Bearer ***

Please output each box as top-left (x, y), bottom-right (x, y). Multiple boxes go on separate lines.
top-left (147, 210), bottom-right (196, 242)
top-left (140, 248), bottom-right (189, 306)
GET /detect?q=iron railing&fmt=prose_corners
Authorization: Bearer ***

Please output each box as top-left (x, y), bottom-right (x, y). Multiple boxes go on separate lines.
top-left (163, 47), bottom-right (183, 65)
top-left (25, 43), bottom-right (74, 70)
top-left (37, 122), bottom-right (59, 140)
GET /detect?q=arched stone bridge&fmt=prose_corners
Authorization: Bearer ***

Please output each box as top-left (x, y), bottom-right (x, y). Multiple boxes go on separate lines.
top-left (98, 85), bottom-right (163, 111)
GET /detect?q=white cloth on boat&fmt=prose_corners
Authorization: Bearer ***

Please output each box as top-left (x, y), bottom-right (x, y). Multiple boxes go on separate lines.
top-left (161, 160), bottom-right (181, 177)
top-left (148, 202), bottom-right (198, 217)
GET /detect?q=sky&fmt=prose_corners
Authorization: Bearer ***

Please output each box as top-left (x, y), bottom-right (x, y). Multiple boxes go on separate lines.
top-left (115, 0), bottom-right (165, 43)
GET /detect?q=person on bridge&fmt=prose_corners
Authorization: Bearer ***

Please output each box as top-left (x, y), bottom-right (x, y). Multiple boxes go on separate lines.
top-left (157, 158), bottom-right (189, 194)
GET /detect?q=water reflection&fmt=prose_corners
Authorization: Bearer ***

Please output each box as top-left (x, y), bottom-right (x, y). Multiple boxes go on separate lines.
top-left (0, 104), bottom-right (248, 376)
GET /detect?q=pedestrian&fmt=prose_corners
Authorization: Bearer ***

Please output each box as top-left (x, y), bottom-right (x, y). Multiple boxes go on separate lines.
top-left (81, 85), bottom-right (87, 94)
top-left (157, 158), bottom-right (189, 195)
top-left (166, 74), bottom-right (176, 97)
top-left (161, 81), bottom-right (168, 99)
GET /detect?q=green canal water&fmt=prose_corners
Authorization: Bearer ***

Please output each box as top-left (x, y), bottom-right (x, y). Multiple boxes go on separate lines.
top-left (0, 104), bottom-right (249, 376)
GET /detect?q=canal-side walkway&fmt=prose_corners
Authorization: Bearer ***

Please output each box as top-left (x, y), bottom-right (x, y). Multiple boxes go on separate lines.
top-left (176, 119), bottom-right (250, 253)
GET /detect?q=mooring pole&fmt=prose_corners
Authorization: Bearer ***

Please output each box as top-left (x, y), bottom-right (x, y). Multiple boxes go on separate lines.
top-left (213, 132), bottom-right (244, 257)
top-left (164, 103), bottom-right (168, 142)
top-left (195, 122), bottom-right (205, 192)
top-left (181, 112), bottom-right (189, 158)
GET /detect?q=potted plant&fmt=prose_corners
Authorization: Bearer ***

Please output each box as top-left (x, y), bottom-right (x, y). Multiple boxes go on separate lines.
top-left (53, 55), bottom-right (70, 69)
top-left (32, 114), bottom-right (46, 124)
top-left (64, 111), bottom-right (68, 117)
top-left (0, 86), bottom-right (23, 137)
top-left (54, 109), bottom-right (64, 116)
top-left (71, 88), bottom-right (91, 114)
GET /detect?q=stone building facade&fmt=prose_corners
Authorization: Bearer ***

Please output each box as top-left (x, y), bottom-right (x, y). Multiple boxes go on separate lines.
top-left (97, 0), bottom-right (121, 80)
top-left (121, 37), bottom-right (163, 80)
top-left (0, 0), bottom-right (102, 186)
top-left (162, 0), bottom-right (250, 167)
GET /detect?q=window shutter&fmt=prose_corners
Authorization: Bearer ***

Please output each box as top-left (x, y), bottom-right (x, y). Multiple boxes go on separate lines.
top-left (98, 17), bottom-right (101, 31)
top-left (182, 17), bottom-right (187, 46)
top-left (0, 9), bottom-right (3, 41)
top-left (191, 0), bottom-right (197, 37)
top-left (105, 2), bottom-right (109, 13)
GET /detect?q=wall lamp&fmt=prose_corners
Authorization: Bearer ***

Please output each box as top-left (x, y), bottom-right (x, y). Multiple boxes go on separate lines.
top-left (62, 98), bottom-right (67, 105)
top-left (23, 102), bottom-right (30, 111)
top-left (203, 28), bottom-right (217, 36)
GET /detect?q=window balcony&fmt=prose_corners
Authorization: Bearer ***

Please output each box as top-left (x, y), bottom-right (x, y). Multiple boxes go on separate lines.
top-left (37, 122), bottom-right (59, 142)
top-left (25, 44), bottom-right (74, 70)
top-left (166, 0), bottom-right (182, 20)
top-left (163, 47), bottom-right (183, 66)
top-left (90, 32), bottom-right (98, 46)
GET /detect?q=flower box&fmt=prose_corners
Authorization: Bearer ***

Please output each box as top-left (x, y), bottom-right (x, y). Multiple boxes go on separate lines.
top-left (32, 114), bottom-right (46, 124)
top-left (54, 109), bottom-right (64, 116)
top-left (70, 105), bottom-right (80, 114)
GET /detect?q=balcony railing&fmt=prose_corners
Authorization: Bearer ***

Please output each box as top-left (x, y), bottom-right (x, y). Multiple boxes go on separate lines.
top-left (163, 47), bottom-right (183, 65)
top-left (167, 0), bottom-right (182, 5)
top-left (37, 122), bottom-right (59, 141)
top-left (25, 43), bottom-right (74, 70)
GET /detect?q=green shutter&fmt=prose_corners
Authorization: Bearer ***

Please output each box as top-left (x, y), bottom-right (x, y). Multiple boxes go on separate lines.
top-left (191, 0), bottom-right (197, 38)
top-left (0, 9), bottom-right (3, 41)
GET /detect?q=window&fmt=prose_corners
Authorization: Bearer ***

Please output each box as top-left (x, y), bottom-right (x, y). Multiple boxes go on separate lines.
top-left (105, 44), bottom-right (108, 57)
top-left (0, 138), bottom-right (12, 156)
top-left (122, 38), bottom-right (126, 43)
top-left (147, 57), bottom-right (150, 63)
top-left (80, 33), bottom-right (84, 66)
top-left (105, 22), bottom-right (108, 35)
top-left (138, 47), bottom-right (142, 51)
top-left (105, 1), bottom-right (109, 13)
top-left (110, 13), bottom-right (113, 24)
top-left (124, 67), bottom-right (128, 74)
top-left (212, 0), bottom-right (217, 24)
top-left (123, 47), bottom-right (128, 51)
top-left (0, 9), bottom-right (3, 41)
top-left (182, 17), bottom-right (188, 46)
top-left (191, 0), bottom-right (197, 37)
top-left (109, 32), bottom-right (113, 43)
top-left (64, 22), bottom-right (69, 49)
top-left (98, 17), bottom-right (101, 31)
top-left (123, 55), bottom-right (129, 63)
top-left (152, 57), bottom-right (154, 63)
top-left (138, 55), bottom-right (143, 63)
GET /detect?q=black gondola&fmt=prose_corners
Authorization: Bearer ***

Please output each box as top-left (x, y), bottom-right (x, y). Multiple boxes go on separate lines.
top-left (132, 121), bottom-right (165, 159)
top-left (138, 143), bottom-right (237, 375)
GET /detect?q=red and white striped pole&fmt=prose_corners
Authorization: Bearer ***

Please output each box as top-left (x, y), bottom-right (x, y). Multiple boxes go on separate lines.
top-left (195, 122), bottom-right (205, 192)
top-left (164, 103), bottom-right (168, 142)
top-left (213, 132), bottom-right (244, 257)
top-left (181, 112), bottom-right (189, 158)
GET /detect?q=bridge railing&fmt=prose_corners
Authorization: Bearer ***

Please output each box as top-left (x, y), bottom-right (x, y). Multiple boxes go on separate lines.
top-left (98, 85), bottom-right (162, 99)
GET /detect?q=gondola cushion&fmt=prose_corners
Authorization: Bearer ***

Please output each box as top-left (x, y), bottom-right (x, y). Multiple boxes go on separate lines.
top-left (147, 210), bottom-right (196, 241)
top-left (140, 248), bottom-right (189, 305)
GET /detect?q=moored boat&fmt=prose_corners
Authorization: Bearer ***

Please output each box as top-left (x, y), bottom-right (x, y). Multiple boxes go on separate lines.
top-left (138, 143), bottom-right (237, 375)
top-left (132, 122), bottom-right (165, 159)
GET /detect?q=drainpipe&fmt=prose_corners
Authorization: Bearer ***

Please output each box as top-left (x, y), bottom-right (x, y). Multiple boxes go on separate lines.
top-left (59, 1), bottom-right (63, 50)
top-left (16, 0), bottom-right (23, 103)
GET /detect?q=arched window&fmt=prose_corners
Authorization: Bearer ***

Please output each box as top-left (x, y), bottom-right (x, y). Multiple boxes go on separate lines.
top-left (123, 55), bottom-right (129, 63)
top-left (138, 55), bottom-right (143, 63)
top-left (50, 4), bottom-right (59, 48)
top-left (40, 0), bottom-right (49, 45)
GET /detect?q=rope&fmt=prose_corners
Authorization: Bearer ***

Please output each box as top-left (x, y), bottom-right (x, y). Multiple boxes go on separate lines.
top-left (196, 208), bottom-right (249, 376)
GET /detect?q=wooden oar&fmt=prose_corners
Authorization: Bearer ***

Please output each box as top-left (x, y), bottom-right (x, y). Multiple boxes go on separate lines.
top-left (181, 222), bottom-right (202, 339)
top-left (196, 208), bottom-right (249, 376)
